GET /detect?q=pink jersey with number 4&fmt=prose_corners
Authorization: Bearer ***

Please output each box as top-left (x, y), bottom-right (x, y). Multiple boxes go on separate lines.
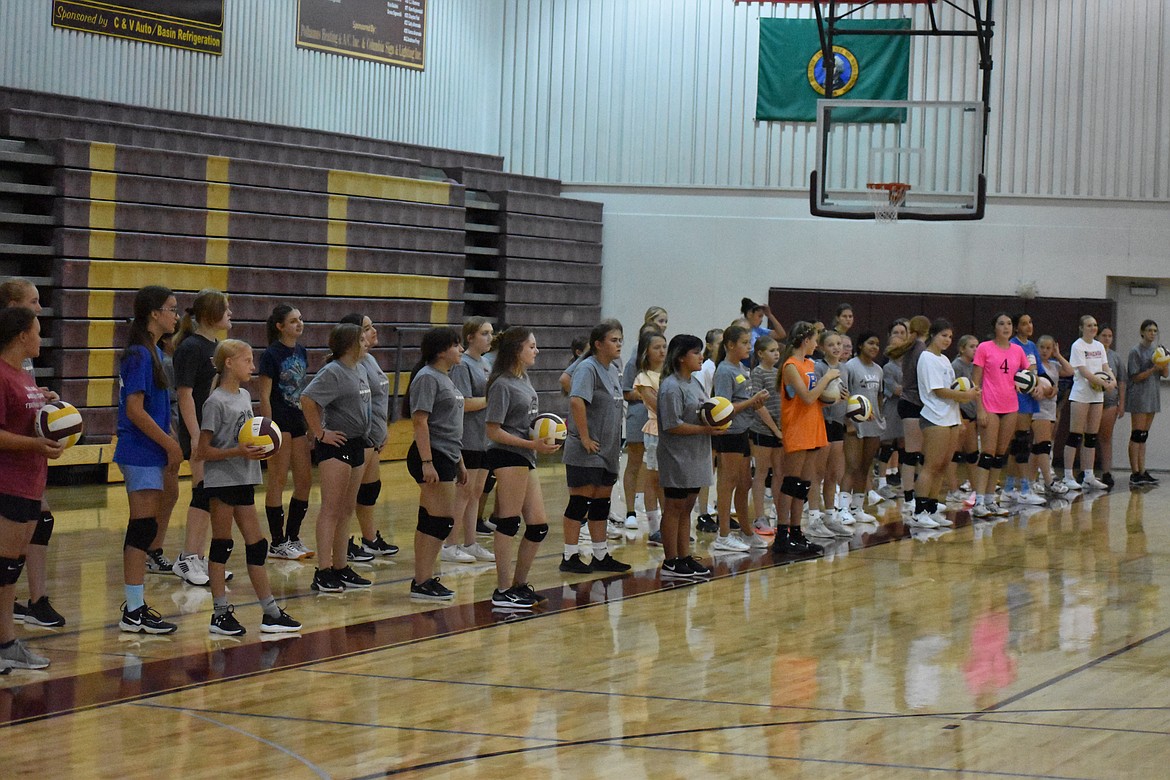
top-left (973, 340), bottom-right (1028, 414)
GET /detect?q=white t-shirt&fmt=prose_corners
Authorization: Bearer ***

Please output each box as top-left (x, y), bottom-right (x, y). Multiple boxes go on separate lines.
top-left (918, 350), bottom-right (960, 427)
top-left (697, 359), bottom-right (717, 395)
top-left (1069, 338), bottom-right (1107, 403)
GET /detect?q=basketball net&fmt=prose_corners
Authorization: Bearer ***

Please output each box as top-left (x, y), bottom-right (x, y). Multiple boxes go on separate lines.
top-left (866, 182), bottom-right (910, 224)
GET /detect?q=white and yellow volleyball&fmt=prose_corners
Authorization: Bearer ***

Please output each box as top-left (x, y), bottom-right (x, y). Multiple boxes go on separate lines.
top-left (700, 396), bottom-right (734, 428)
top-left (35, 400), bottom-right (83, 449)
top-left (238, 416), bottom-right (282, 459)
top-left (530, 412), bottom-right (567, 444)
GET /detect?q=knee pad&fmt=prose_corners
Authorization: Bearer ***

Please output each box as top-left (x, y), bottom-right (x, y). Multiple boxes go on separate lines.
top-left (1083, 433), bottom-right (1098, 449)
top-left (780, 475), bottom-right (803, 499)
top-left (877, 444), bottom-right (895, 463)
top-left (30, 511), bottom-right (54, 546)
top-left (993, 454), bottom-right (1009, 470)
top-left (483, 473), bottom-right (497, 494)
top-left (796, 479), bottom-right (812, 501)
top-left (190, 482), bottom-right (210, 513)
top-left (977, 453), bottom-right (996, 471)
top-left (1131, 429), bottom-right (1150, 443)
top-left (1066, 433), bottom-right (1083, 450)
top-left (1009, 431), bottom-right (1030, 458)
top-left (896, 448), bottom-right (908, 463)
top-left (564, 494), bottom-right (590, 523)
top-left (494, 515), bottom-right (521, 537)
top-left (1031, 441), bottom-right (1053, 456)
top-left (904, 451), bottom-right (924, 468)
top-left (417, 507), bottom-right (455, 541)
top-left (245, 538), bottom-right (269, 566)
top-left (208, 537), bottom-right (234, 564)
top-left (524, 524), bottom-right (549, 543)
top-left (587, 497), bottom-right (611, 522)
top-left (356, 480), bottom-right (382, 507)
top-left (124, 517), bottom-right (158, 552)
top-left (0, 555), bottom-right (25, 586)
top-left (951, 451), bottom-right (966, 464)
top-left (964, 451), bottom-right (979, 464)
top-left (1014, 447), bottom-right (1032, 465)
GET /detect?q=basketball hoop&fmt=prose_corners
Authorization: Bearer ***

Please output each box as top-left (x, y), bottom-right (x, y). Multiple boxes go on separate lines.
top-left (866, 182), bottom-right (910, 223)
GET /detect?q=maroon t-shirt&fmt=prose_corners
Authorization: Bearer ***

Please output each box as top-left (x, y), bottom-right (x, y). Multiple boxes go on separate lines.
top-left (0, 360), bottom-right (47, 500)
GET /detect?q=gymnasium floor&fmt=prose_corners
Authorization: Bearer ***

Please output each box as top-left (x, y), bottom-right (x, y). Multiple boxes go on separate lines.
top-left (3, 460), bottom-right (1169, 778)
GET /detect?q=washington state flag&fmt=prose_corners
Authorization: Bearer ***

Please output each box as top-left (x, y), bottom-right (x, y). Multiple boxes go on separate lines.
top-left (756, 18), bottom-right (911, 122)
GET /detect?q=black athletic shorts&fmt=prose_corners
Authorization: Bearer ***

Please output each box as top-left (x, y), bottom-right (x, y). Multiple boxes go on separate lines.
top-left (485, 448), bottom-right (533, 471)
top-left (461, 449), bottom-right (487, 470)
top-left (406, 443), bottom-right (460, 483)
top-left (825, 420), bottom-right (846, 443)
top-left (204, 484), bottom-right (256, 507)
top-left (272, 412), bottom-right (308, 439)
top-left (315, 438), bottom-right (367, 467)
top-left (897, 399), bottom-right (923, 420)
top-left (749, 430), bottom-right (782, 449)
top-left (664, 486), bottom-right (701, 500)
top-left (712, 430), bottom-right (751, 455)
top-left (0, 493), bottom-right (42, 523)
top-left (565, 465), bottom-right (618, 488)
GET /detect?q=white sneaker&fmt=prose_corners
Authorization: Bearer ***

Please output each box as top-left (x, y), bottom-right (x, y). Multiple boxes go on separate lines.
top-left (1002, 489), bottom-right (1020, 504)
top-left (173, 554), bottom-right (210, 586)
top-left (804, 515), bottom-right (835, 537)
top-left (867, 489), bottom-right (886, 506)
top-left (1082, 474), bottom-right (1108, 490)
top-left (909, 511), bottom-right (940, 528)
top-left (624, 514), bottom-right (639, 529)
top-left (945, 490), bottom-right (963, 504)
top-left (440, 545), bottom-right (476, 563)
top-left (989, 502), bottom-right (1011, 517)
top-left (739, 532), bottom-right (769, 550)
top-left (712, 534), bottom-right (750, 552)
top-left (806, 509), bottom-right (824, 523)
top-left (1016, 491), bottom-right (1046, 506)
top-left (634, 493), bottom-right (646, 514)
top-left (971, 503), bottom-right (994, 518)
top-left (288, 539), bottom-right (314, 559)
top-left (1033, 481), bottom-right (1047, 496)
top-left (852, 505), bottom-right (877, 523)
top-left (1047, 480), bottom-right (1069, 496)
top-left (932, 511), bottom-right (954, 527)
top-left (1061, 476), bottom-right (1083, 492)
top-left (606, 519), bottom-right (625, 539)
top-left (837, 507), bottom-right (856, 526)
top-left (459, 543), bottom-right (496, 562)
top-left (823, 512), bottom-right (854, 538)
top-left (267, 541), bottom-right (299, 560)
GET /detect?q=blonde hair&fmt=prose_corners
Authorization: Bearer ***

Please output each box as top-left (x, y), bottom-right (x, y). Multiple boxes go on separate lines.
top-left (212, 338), bottom-right (252, 381)
top-left (0, 278), bottom-right (36, 308)
top-left (174, 288), bottom-right (229, 349)
top-left (643, 306), bottom-right (668, 331)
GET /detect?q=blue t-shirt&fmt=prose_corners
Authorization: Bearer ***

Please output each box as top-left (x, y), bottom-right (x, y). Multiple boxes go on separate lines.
top-left (1011, 336), bottom-right (1044, 415)
top-left (258, 341), bottom-right (308, 429)
top-left (114, 344), bottom-right (172, 467)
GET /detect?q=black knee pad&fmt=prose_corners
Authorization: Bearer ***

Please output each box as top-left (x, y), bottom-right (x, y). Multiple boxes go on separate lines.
top-left (524, 524), bottom-right (549, 543)
top-left (977, 453), bottom-right (996, 471)
top-left (564, 494), bottom-right (590, 523)
top-left (208, 537), bottom-right (234, 564)
top-left (951, 451), bottom-right (966, 464)
top-left (245, 539), bottom-right (269, 566)
top-left (796, 479), bottom-right (812, 501)
top-left (1083, 433), bottom-right (1098, 449)
top-left (356, 479), bottom-right (382, 507)
top-left (417, 507), bottom-right (455, 541)
top-left (964, 451), bottom-right (979, 464)
top-left (587, 497), bottom-right (611, 522)
top-left (1066, 432), bottom-right (1083, 450)
top-left (780, 475), bottom-right (803, 499)
top-left (897, 448), bottom-right (908, 463)
top-left (124, 517), bottom-right (158, 552)
top-left (1131, 429), bottom-right (1150, 443)
top-left (30, 511), bottom-right (54, 546)
top-left (1031, 441), bottom-right (1052, 455)
top-left (877, 444), bottom-right (895, 463)
top-left (904, 451), bottom-right (924, 468)
top-left (0, 555), bottom-right (25, 586)
top-left (1009, 431), bottom-right (1030, 458)
top-left (993, 454), bottom-right (1009, 470)
top-left (494, 515), bottom-right (521, 537)
top-left (190, 481), bottom-right (210, 512)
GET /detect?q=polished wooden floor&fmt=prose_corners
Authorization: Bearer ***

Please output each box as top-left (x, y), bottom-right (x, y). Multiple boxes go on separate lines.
top-left (3, 460), bottom-right (1170, 778)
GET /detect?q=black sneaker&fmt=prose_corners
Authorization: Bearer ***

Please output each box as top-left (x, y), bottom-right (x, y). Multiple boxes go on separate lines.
top-left (729, 518), bottom-right (741, 531)
top-left (590, 554), bottom-right (631, 573)
top-left (361, 531), bottom-right (400, 557)
top-left (660, 559), bottom-right (694, 580)
top-left (410, 577), bottom-right (455, 601)
top-left (23, 596), bottom-right (66, 628)
top-left (311, 568), bottom-right (344, 593)
top-left (559, 553), bottom-right (592, 574)
top-left (789, 527), bottom-right (824, 556)
top-left (1131, 472), bottom-right (1146, 486)
top-left (682, 556), bottom-right (712, 577)
top-left (512, 583), bottom-right (547, 605)
top-left (1101, 472), bottom-right (1115, 488)
top-left (1143, 471), bottom-right (1160, 484)
top-left (346, 538), bottom-right (375, 563)
top-left (491, 587), bottom-right (536, 609)
top-left (696, 514), bottom-right (719, 533)
top-left (260, 608), bottom-right (302, 633)
top-left (335, 566), bottom-right (372, 588)
top-left (647, 530), bottom-right (663, 547)
top-left (210, 605), bottom-right (246, 636)
top-left (476, 518), bottom-right (495, 535)
top-left (13, 600), bottom-right (27, 624)
top-left (119, 602), bottom-right (178, 634)
top-left (772, 527), bottom-right (806, 556)
top-left (145, 548), bottom-right (173, 575)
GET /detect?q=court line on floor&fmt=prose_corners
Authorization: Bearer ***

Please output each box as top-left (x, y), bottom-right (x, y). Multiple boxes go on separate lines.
top-left (182, 709), bottom-right (331, 778)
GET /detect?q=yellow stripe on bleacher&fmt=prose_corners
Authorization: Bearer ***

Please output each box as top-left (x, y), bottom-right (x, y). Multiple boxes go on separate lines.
top-left (207, 182), bottom-right (231, 211)
top-left (87, 321), bottom-right (116, 349)
top-left (206, 156), bottom-right (230, 183)
top-left (89, 230), bottom-right (116, 260)
top-left (86, 378), bottom-right (117, 408)
top-left (206, 237), bottom-right (229, 265)
top-left (87, 349), bottom-right (116, 377)
top-left (86, 260), bottom-right (229, 291)
top-left (90, 171), bottom-right (117, 201)
top-left (87, 291), bottom-right (115, 319)
top-left (327, 245), bottom-right (347, 271)
top-left (325, 271), bottom-right (450, 300)
top-left (89, 201), bottom-right (116, 231)
top-left (430, 301), bottom-right (449, 324)
top-left (89, 142), bottom-right (116, 172)
top-left (327, 170), bottom-right (451, 205)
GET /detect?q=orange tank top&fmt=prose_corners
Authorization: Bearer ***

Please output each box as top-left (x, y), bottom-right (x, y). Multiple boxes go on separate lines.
top-left (780, 356), bottom-right (828, 453)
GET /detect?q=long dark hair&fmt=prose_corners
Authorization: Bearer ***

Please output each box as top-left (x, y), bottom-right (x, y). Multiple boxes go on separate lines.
top-left (0, 306), bottom-right (35, 352)
top-left (172, 288), bottom-right (227, 349)
top-left (266, 304), bottom-right (295, 346)
top-left (121, 286), bottom-right (172, 389)
top-left (326, 323), bottom-right (362, 364)
top-left (402, 327), bottom-right (461, 417)
top-left (778, 320), bottom-right (817, 368)
top-left (716, 324), bottom-right (750, 365)
top-left (488, 327), bottom-right (534, 389)
top-left (662, 333), bottom-right (703, 382)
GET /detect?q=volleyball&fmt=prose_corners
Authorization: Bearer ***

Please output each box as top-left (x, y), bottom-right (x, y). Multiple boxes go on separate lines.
top-left (35, 400), bottom-right (83, 449)
top-left (1153, 346), bottom-right (1170, 367)
top-left (238, 416), bottom-right (282, 459)
top-left (1092, 370), bottom-right (1112, 390)
top-left (530, 412), bottom-right (567, 443)
top-left (818, 377), bottom-right (844, 404)
top-left (1013, 369), bottom-right (1037, 394)
top-left (950, 376), bottom-right (973, 392)
top-left (845, 394), bottom-right (874, 422)
top-left (700, 396), bottom-right (734, 428)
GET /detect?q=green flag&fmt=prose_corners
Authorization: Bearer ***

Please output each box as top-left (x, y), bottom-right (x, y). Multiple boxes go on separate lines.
top-left (756, 18), bottom-right (911, 122)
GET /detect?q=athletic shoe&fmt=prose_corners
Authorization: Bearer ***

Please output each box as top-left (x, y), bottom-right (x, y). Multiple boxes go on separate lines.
top-left (1016, 491), bottom-right (1046, 506)
top-left (0, 638), bottom-right (49, 670)
top-left (173, 554), bottom-right (210, 587)
top-left (1130, 472), bottom-right (1146, 486)
top-left (1101, 472), bottom-right (1115, 488)
top-left (440, 544), bottom-right (475, 563)
top-left (119, 602), bottom-right (177, 634)
top-left (287, 538), bottom-right (315, 559)
top-left (606, 519), bottom-right (625, 539)
top-left (788, 527), bottom-right (824, 556)
top-left (1082, 474), bottom-right (1108, 490)
top-left (1047, 480), bottom-right (1069, 495)
top-left (695, 514), bottom-right (719, 533)
top-left (477, 518), bottom-right (496, 535)
top-left (682, 556), bottom-right (713, 576)
top-left (311, 568), bottom-right (344, 593)
top-left (362, 532), bottom-right (400, 557)
top-left (931, 510), bottom-right (954, 527)
top-left (1061, 476), bottom-right (1084, 492)
top-left (989, 502), bottom-right (1011, 517)
top-left (909, 511), bottom-right (940, 528)
top-left (267, 541), bottom-right (300, 560)
top-left (624, 513), bottom-right (639, 529)
top-left (867, 489), bottom-right (886, 506)
top-left (559, 553), bottom-right (592, 574)
top-left (347, 538), bottom-right (375, 563)
top-left (13, 600), bottom-right (26, 624)
top-left (512, 583), bottom-right (547, 605)
top-left (852, 505), bottom-right (877, 523)
top-left (752, 517), bottom-right (775, 536)
top-left (335, 566), bottom-right (372, 588)
top-left (740, 532), bottom-right (770, 550)
top-left (822, 513), bottom-right (854, 538)
top-left (660, 559), bottom-right (694, 580)
top-left (491, 587), bottom-right (536, 609)
top-left (591, 554), bottom-right (632, 573)
top-left (145, 549), bottom-right (173, 575)
top-left (945, 490), bottom-right (964, 503)
top-left (877, 485), bottom-right (898, 501)
top-left (410, 577), bottom-right (455, 601)
top-left (23, 597), bottom-right (66, 628)
top-left (261, 608), bottom-right (301, 633)
top-left (1034, 481), bottom-right (1047, 496)
top-left (647, 530), bottom-right (664, 547)
top-left (971, 503), bottom-right (994, 518)
top-left (712, 534), bottom-right (750, 553)
top-left (804, 514), bottom-right (834, 538)
top-left (210, 606), bottom-right (246, 636)
top-left (1142, 471), bottom-right (1160, 484)
top-left (1002, 489), bottom-right (1020, 504)
top-left (836, 507), bottom-right (856, 526)
top-left (459, 543), bottom-right (495, 562)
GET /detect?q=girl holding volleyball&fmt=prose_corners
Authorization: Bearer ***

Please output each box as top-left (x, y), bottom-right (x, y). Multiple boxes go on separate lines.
top-left (748, 336), bottom-right (784, 536)
top-left (197, 340), bottom-right (300, 635)
top-left (1033, 335), bottom-right (1073, 494)
top-left (1095, 324), bottom-right (1125, 488)
top-left (1003, 314), bottom-right (1047, 506)
top-left (1126, 320), bottom-right (1166, 484)
top-left (813, 329), bottom-right (851, 537)
top-left (840, 331), bottom-right (884, 523)
top-left (971, 312), bottom-right (1030, 517)
top-left (1062, 315), bottom-right (1114, 491)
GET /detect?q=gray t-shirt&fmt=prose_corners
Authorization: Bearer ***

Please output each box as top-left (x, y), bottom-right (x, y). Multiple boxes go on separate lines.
top-left (302, 359), bottom-right (372, 440)
top-left (657, 373), bottom-right (712, 489)
top-left (1037, 357), bottom-right (1059, 421)
top-left (409, 365), bottom-right (465, 464)
top-left (451, 352), bottom-right (490, 452)
top-left (815, 359), bottom-right (846, 424)
top-left (900, 340), bottom-right (926, 406)
top-left (1103, 349), bottom-right (1124, 408)
top-left (844, 357), bottom-right (885, 438)
top-left (360, 353), bottom-right (390, 448)
top-left (749, 365), bottom-right (781, 436)
top-left (564, 356), bottom-right (624, 472)
top-left (201, 387), bottom-right (262, 489)
top-left (1126, 343), bottom-right (1162, 414)
top-left (713, 360), bottom-right (754, 434)
top-left (486, 372), bottom-right (540, 466)
top-left (951, 356), bottom-right (978, 420)
top-left (881, 359), bottom-right (903, 440)
top-left (622, 354), bottom-right (646, 445)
